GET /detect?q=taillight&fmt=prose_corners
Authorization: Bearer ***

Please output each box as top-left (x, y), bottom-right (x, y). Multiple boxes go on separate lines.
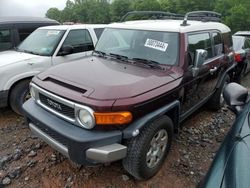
top-left (235, 54), bottom-right (242, 62)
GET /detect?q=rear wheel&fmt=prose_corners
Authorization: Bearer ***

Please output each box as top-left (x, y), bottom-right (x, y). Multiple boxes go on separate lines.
top-left (122, 116), bottom-right (174, 180)
top-left (207, 75), bottom-right (230, 111)
top-left (9, 79), bottom-right (31, 115)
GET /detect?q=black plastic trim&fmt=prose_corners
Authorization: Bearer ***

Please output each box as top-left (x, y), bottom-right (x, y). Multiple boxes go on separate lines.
top-left (23, 99), bottom-right (122, 165)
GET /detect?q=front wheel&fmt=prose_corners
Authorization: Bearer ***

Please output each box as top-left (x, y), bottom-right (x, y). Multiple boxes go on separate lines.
top-left (9, 79), bottom-right (31, 115)
top-left (122, 116), bottom-right (174, 180)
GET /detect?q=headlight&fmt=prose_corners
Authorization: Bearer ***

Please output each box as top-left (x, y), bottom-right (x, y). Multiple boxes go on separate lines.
top-left (77, 108), bottom-right (95, 129)
top-left (30, 85), bottom-right (36, 100)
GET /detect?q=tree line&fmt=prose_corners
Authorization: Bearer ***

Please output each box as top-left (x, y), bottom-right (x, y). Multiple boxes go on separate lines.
top-left (46, 0), bottom-right (250, 33)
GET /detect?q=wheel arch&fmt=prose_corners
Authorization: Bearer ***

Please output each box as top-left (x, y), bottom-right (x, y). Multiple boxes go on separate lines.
top-left (216, 63), bottom-right (236, 88)
top-left (123, 100), bottom-right (180, 139)
top-left (8, 76), bottom-right (33, 105)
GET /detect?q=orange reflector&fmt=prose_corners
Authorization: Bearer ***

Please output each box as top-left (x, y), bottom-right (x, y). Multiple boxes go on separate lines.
top-left (94, 112), bottom-right (133, 125)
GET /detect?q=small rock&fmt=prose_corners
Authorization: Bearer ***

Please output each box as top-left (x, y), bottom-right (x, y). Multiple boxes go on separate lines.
top-left (0, 156), bottom-right (11, 168)
top-left (13, 149), bottom-right (22, 161)
top-left (8, 167), bottom-right (22, 179)
top-left (122, 174), bottom-right (130, 181)
top-left (28, 150), bottom-right (37, 157)
top-left (24, 176), bottom-right (29, 181)
top-left (34, 143), bottom-right (41, 150)
top-left (51, 154), bottom-right (57, 161)
top-left (27, 160), bottom-right (37, 168)
top-left (190, 171), bottom-right (194, 175)
top-left (2, 177), bottom-right (11, 185)
top-left (30, 134), bottom-right (38, 139)
top-left (184, 154), bottom-right (189, 159)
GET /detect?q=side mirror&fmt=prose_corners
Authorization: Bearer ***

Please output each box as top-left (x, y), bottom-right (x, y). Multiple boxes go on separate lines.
top-left (59, 45), bottom-right (74, 56)
top-left (192, 49), bottom-right (208, 77)
top-left (223, 82), bottom-right (248, 114)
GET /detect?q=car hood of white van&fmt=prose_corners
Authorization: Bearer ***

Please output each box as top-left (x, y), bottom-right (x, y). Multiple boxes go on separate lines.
top-left (0, 50), bottom-right (43, 68)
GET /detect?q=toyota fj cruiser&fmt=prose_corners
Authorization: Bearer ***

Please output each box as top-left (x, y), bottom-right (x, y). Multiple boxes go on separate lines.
top-left (23, 11), bottom-right (235, 180)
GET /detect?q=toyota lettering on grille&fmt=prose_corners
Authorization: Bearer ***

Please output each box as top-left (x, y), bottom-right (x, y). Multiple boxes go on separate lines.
top-left (46, 98), bottom-right (62, 111)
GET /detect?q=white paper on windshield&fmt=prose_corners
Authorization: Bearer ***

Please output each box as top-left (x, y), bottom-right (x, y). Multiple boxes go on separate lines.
top-left (144, 39), bottom-right (168, 52)
top-left (46, 30), bottom-right (60, 36)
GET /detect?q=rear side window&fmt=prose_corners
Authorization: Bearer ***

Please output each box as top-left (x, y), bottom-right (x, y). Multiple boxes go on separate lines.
top-left (188, 32), bottom-right (212, 64)
top-left (62, 29), bottom-right (94, 54)
top-left (244, 38), bottom-right (250, 49)
top-left (0, 29), bottom-right (12, 51)
top-left (18, 28), bottom-right (36, 41)
top-left (212, 32), bottom-right (223, 56)
top-left (94, 28), bottom-right (104, 39)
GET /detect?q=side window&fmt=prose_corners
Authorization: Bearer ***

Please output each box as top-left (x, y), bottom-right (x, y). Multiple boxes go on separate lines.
top-left (188, 33), bottom-right (212, 64)
top-left (244, 38), bottom-right (250, 49)
top-left (94, 28), bottom-right (104, 39)
top-left (0, 29), bottom-right (12, 51)
top-left (18, 28), bottom-right (36, 41)
top-left (212, 32), bottom-right (223, 56)
top-left (62, 29), bottom-right (94, 54)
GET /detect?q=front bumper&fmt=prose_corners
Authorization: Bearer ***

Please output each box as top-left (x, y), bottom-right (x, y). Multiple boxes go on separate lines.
top-left (0, 90), bottom-right (9, 108)
top-left (23, 99), bottom-right (127, 165)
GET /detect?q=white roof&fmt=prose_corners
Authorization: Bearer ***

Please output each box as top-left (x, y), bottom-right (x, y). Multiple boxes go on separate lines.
top-left (234, 31), bottom-right (250, 36)
top-left (38, 24), bottom-right (107, 30)
top-left (107, 20), bottom-right (230, 33)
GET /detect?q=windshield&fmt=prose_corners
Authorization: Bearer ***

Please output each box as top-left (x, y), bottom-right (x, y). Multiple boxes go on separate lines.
top-left (17, 29), bottom-right (65, 56)
top-left (233, 36), bottom-right (245, 51)
top-left (95, 28), bottom-right (179, 65)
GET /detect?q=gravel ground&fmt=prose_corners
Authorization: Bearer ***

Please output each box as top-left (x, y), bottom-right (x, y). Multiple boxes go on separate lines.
top-left (0, 74), bottom-right (249, 188)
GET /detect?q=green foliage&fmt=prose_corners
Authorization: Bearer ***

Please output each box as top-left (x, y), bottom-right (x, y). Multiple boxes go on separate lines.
top-left (46, 8), bottom-right (62, 22)
top-left (132, 0), bottom-right (161, 11)
top-left (111, 0), bottom-right (132, 22)
top-left (45, 0), bottom-right (250, 32)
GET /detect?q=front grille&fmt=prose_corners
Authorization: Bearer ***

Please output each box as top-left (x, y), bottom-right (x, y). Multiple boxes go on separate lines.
top-left (39, 93), bottom-right (75, 119)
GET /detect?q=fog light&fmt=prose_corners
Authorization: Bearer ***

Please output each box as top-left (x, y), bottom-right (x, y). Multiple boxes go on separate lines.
top-left (78, 109), bottom-right (95, 129)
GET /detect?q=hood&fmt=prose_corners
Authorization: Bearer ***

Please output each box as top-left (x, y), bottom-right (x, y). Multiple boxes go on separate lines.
top-left (0, 50), bottom-right (40, 68)
top-left (37, 56), bottom-right (177, 100)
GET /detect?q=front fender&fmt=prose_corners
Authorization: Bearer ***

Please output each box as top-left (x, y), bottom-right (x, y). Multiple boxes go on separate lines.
top-left (123, 100), bottom-right (180, 139)
top-left (4, 71), bottom-right (40, 90)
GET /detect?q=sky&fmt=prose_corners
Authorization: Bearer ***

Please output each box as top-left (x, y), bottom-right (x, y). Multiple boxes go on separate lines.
top-left (0, 0), bottom-right (68, 17)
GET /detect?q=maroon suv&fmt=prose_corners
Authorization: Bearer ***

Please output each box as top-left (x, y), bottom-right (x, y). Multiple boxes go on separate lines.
top-left (23, 11), bottom-right (235, 180)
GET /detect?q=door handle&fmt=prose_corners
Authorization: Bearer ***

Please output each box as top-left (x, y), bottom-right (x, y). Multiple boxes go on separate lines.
top-left (210, 67), bottom-right (218, 74)
top-left (27, 62), bottom-right (34, 66)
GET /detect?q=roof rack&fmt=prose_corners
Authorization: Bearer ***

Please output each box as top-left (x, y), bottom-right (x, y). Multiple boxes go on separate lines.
top-left (120, 11), bottom-right (183, 22)
top-left (181, 11), bottom-right (221, 26)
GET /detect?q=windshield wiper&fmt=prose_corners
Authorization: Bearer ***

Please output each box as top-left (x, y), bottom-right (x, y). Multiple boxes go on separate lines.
top-left (92, 50), bottom-right (107, 57)
top-left (15, 48), bottom-right (41, 55)
top-left (109, 53), bottom-right (129, 61)
top-left (131, 58), bottom-right (165, 70)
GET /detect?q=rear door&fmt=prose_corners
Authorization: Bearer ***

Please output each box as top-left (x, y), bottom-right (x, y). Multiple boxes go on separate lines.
top-left (52, 29), bottom-right (95, 65)
top-left (0, 28), bottom-right (14, 51)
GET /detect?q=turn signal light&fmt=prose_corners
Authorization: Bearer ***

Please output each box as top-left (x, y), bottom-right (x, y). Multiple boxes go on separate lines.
top-left (94, 112), bottom-right (133, 125)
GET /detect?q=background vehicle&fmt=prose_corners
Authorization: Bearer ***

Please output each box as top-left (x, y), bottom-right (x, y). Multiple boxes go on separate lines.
top-left (23, 11), bottom-right (235, 180)
top-left (234, 31), bottom-right (250, 38)
top-left (232, 35), bottom-right (250, 82)
top-left (0, 24), bottom-right (105, 114)
top-left (200, 82), bottom-right (250, 188)
top-left (0, 17), bottom-right (59, 52)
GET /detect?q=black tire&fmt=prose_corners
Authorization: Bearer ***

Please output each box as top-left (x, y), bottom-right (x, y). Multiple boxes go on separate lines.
top-left (9, 79), bottom-right (31, 115)
top-left (207, 75), bottom-right (230, 111)
top-left (122, 116), bottom-right (174, 180)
